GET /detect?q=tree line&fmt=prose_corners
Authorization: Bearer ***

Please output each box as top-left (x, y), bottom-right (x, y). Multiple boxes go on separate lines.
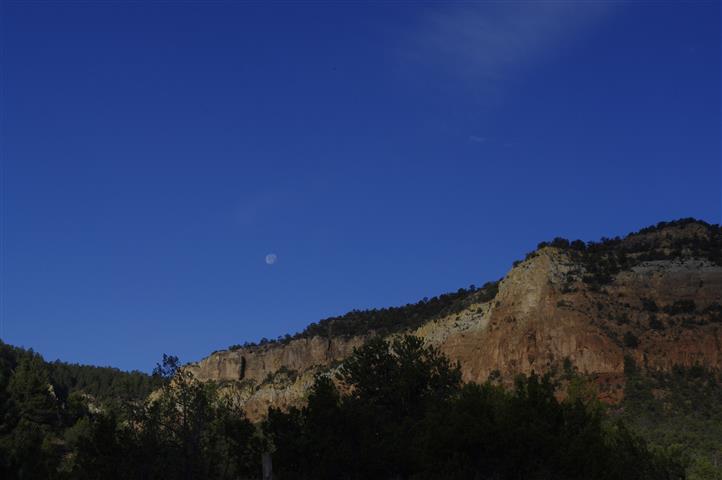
top-left (229, 281), bottom-right (499, 350)
top-left (524, 218), bottom-right (722, 287)
top-left (1, 336), bottom-right (688, 479)
top-left (229, 218), bottom-right (720, 351)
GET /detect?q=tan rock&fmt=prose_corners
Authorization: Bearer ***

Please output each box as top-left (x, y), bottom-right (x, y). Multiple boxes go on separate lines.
top-left (188, 225), bottom-right (722, 421)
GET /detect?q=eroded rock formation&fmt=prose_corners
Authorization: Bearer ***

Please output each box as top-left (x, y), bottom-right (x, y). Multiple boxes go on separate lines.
top-left (187, 220), bottom-right (722, 420)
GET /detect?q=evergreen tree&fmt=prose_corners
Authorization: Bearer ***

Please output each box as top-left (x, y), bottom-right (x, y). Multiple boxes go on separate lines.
top-left (1, 354), bottom-right (61, 479)
top-left (264, 335), bottom-right (685, 480)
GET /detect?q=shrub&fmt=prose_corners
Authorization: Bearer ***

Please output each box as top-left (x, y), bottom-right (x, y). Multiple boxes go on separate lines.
top-left (649, 316), bottom-right (664, 330)
top-left (663, 300), bottom-right (696, 315)
top-left (640, 298), bottom-right (659, 312)
top-left (624, 332), bottom-right (640, 348)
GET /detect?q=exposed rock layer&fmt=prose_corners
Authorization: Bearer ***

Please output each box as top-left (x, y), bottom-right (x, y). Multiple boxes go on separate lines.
top-left (187, 222), bottom-right (722, 420)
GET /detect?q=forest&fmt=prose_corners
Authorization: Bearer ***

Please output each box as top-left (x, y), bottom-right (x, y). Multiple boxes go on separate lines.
top-left (0, 336), bottom-right (699, 480)
top-left (3, 220), bottom-right (721, 479)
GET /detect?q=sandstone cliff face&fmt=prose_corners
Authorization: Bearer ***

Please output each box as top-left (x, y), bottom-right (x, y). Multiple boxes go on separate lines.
top-left (436, 251), bottom-right (722, 384)
top-left (186, 335), bottom-right (367, 418)
top-left (434, 247), bottom-right (620, 383)
top-left (187, 335), bottom-right (366, 384)
top-left (188, 223), bottom-right (722, 420)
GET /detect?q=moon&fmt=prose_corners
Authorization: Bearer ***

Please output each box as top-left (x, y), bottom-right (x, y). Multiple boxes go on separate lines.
top-left (265, 253), bottom-right (277, 265)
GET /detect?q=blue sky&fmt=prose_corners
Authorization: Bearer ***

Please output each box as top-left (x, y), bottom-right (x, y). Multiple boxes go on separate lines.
top-left (1, 2), bottom-right (720, 372)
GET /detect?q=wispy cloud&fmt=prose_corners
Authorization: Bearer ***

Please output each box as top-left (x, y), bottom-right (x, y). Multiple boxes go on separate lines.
top-left (468, 135), bottom-right (487, 143)
top-left (404, 2), bottom-right (613, 83)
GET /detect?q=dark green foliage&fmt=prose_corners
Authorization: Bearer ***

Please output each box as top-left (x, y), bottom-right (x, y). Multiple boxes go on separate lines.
top-left (537, 237), bottom-right (573, 250)
top-left (0, 345), bottom-right (261, 479)
top-left (624, 356), bottom-right (639, 375)
top-left (230, 281), bottom-right (500, 350)
top-left (641, 298), bottom-right (659, 312)
top-left (702, 303), bottom-right (722, 323)
top-left (48, 362), bottom-right (163, 404)
top-left (616, 365), bottom-right (722, 480)
top-left (537, 219), bottom-right (722, 287)
top-left (0, 352), bottom-right (63, 479)
top-left (264, 335), bottom-right (683, 480)
top-left (264, 336), bottom-right (463, 480)
top-left (70, 355), bottom-right (262, 480)
top-left (624, 332), bottom-right (640, 348)
top-left (649, 315), bottom-right (665, 330)
top-left (0, 341), bottom-right (162, 406)
top-left (614, 312), bottom-right (630, 325)
top-left (338, 336), bottom-right (461, 412)
top-left (0, 341), bottom-right (167, 479)
top-left (415, 379), bottom-right (683, 480)
top-left (663, 300), bottom-right (697, 315)
top-left (296, 282), bottom-right (500, 340)
top-left (0, 336), bottom-right (700, 479)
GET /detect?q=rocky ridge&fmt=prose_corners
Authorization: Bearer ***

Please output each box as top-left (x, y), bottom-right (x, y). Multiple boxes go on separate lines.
top-left (186, 220), bottom-right (722, 420)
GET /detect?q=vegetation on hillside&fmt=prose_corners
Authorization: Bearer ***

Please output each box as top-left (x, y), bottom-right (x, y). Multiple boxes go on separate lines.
top-left (229, 280), bottom-right (499, 350)
top-left (531, 218), bottom-right (722, 287)
top-left (0, 336), bottom-right (688, 479)
top-left (263, 336), bottom-right (684, 480)
top-left (0, 341), bottom-right (161, 406)
top-left (69, 355), bottom-right (261, 480)
top-left (229, 218), bottom-right (720, 351)
top-left (0, 346), bottom-right (261, 479)
top-left (2, 218), bottom-right (718, 478)
top-left (615, 358), bottom-right (722, 480)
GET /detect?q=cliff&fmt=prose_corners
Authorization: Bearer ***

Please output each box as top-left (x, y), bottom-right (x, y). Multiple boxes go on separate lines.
top-left (187, 219), bottom-right (722, 419)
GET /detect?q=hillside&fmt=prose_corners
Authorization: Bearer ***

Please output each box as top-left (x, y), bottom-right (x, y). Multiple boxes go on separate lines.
top-left (1, 218), bottom-right (720, 478)
top-left (188, 218), bottom-right (722, 419)
top-left (0, 341), bottom-right (161, 406)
